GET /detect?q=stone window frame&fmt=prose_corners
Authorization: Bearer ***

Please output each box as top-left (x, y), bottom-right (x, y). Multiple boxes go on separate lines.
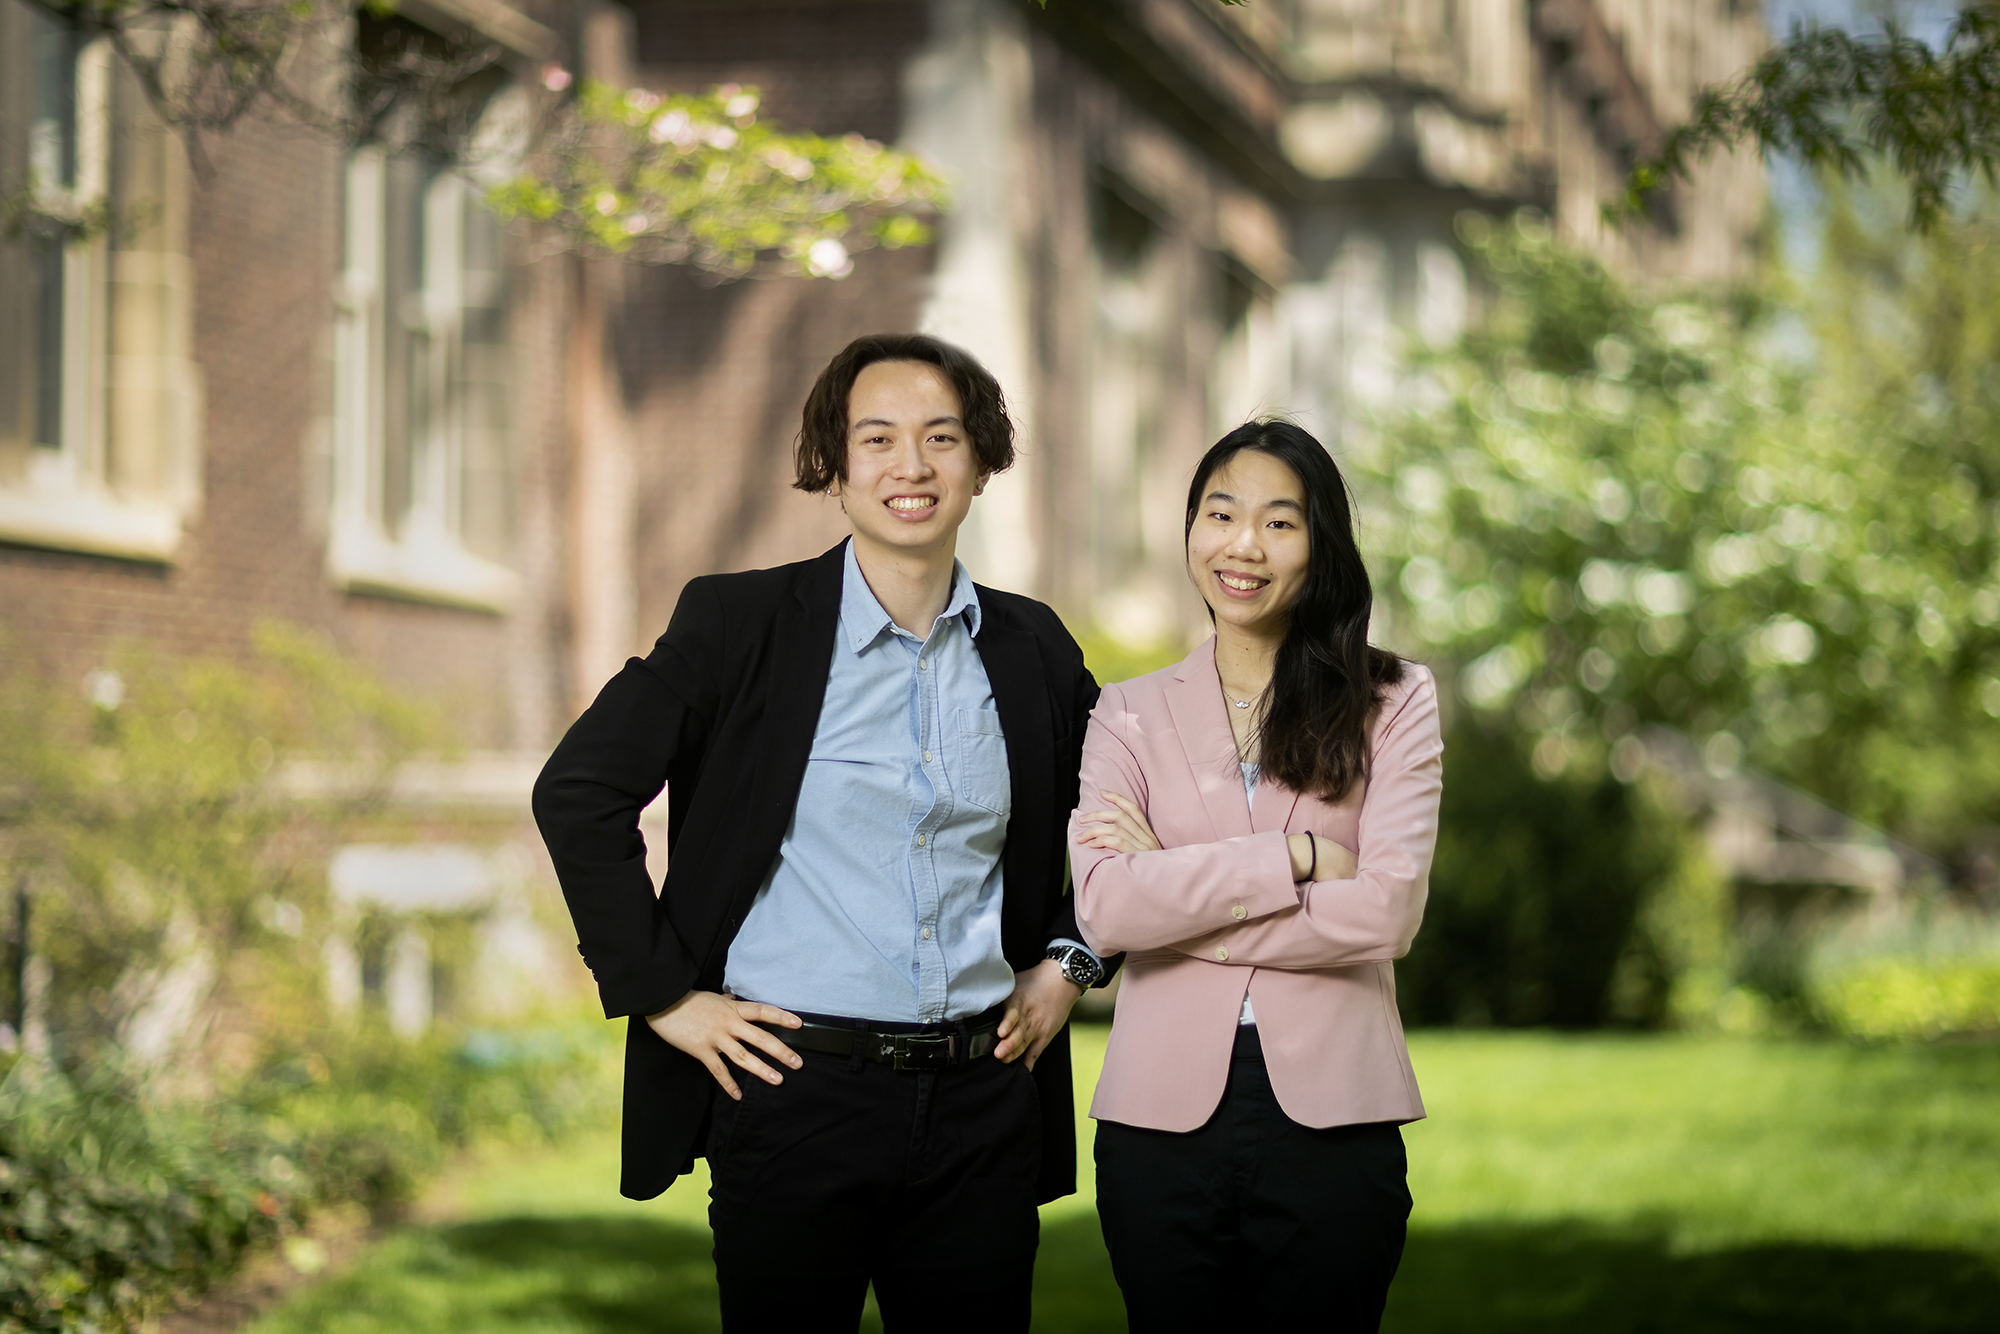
top-left (327, 142), bottom-right (520, 613)
top-left (0, 3), bottom-right (203, 564)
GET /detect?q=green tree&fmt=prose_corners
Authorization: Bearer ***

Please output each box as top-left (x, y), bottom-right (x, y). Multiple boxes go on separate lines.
top-left (1359, 209), bottom-right (2000, 860)
top-left (488, 80), bottom-right (944, 279)
top-left (1625, 3), bottom-right (2000, 230)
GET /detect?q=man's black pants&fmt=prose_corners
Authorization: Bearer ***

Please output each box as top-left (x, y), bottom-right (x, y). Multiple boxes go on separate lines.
top-left (706, 1018), bottom-right (1042, 1333)
top-left (1095, 1024), bottom-right (1412, 1332)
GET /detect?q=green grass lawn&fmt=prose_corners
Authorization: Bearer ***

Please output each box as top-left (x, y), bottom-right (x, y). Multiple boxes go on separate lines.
top-left (250, 1028), bottom-right (2000, 1333)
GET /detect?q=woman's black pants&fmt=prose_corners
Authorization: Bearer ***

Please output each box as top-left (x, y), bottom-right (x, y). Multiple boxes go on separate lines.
top-left (1094, 1024), bottom-right (1411, 1332)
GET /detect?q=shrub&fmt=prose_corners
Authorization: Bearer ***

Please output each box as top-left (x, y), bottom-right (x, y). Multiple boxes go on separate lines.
top-left (242, 1022), bottom-right (612, 1224)
top-left (0, 1022), bottom-right (614, 1332)
top-left (0, 1058), bottom-right (306, 1334)
top-left (1396, 721), bottom-right (1718, 1028)
top-left (1814, 957), bottom-right (2000, 1040)
top-left (1805, 912), bottom-right (2000, 1040)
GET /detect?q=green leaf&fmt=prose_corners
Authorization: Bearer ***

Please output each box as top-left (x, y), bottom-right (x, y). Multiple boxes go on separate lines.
top-left (1619, 9), bottom-right (2000, 232)
top-left (492, 81), bottom-right (949, 277)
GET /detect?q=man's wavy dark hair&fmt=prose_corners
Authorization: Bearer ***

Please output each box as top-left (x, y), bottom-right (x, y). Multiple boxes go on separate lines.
top-left (793, 334), bottom-right (1017, 493)
top-left (1186, 420), bottom-right (1405, 802)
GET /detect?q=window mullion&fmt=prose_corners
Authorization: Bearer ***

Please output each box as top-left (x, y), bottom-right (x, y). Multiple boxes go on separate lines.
top-left (420, 170), bottom-right (464, 537)
top-left (334, 147), bottom-right (386, 532)
top-left (57, 36), bottom-right (110, 481)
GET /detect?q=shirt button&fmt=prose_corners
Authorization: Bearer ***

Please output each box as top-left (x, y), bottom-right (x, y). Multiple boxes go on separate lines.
top-left (919, 658), bottom-right (928, 670)
top-left (1231, 904), bottom-right (1248, 920)
top-left (916, 833), bottom-right (927, 847)
top-left (1215, 946), bottom-right (1230, 962)
top-left (922, 927), bottom-right (932, 939)
top-left (923, 749), bottom-right (933, 762)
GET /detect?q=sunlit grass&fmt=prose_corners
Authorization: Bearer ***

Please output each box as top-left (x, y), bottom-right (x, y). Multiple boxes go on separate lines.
top-left (1389, 1032), bottom-right (2000, 1333)
top-left (251, 1027), bottom-right (2000, 1333)
top-left (1403, 1031), bottom-right (2000, 1249)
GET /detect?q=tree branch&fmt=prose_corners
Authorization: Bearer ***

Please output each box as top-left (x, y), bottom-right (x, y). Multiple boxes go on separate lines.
top-left (1618, 4), bottom-right (2000, 231)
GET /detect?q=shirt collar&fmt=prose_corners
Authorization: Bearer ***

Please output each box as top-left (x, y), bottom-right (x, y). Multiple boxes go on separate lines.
top-left (840, 539), bottom-right (983, 654)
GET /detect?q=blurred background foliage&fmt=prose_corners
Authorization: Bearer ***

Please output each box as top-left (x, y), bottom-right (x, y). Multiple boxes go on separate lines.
top-left (1, 1023), bottom-right (611, 1333)
top-left (0, 622), bottom-right (436, 1075)
top-left (1357, 203), bottom-right (2000, 852)
top-left (1391, 721), bottom-right (1726, 1031)
top-left (1329, 192), bottom-right (2000, 1040)
top-left (0, 629), bottom-right (613, 1332)
top-left (489, 81), bottom-right (947, 279)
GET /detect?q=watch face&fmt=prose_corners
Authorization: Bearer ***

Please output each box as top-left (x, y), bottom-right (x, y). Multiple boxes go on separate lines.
top-left (1050, 947), bottom-right (1087, 987)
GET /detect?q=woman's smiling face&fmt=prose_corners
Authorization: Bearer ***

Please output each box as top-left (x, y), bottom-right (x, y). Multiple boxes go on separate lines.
top-left (1186, 450), bottom-right (1311, 640)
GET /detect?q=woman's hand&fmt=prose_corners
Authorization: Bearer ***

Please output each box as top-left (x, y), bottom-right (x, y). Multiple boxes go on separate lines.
top-left (1287, 833), bottom-right (1359, 882)
top-left (645, 990), bottom-right (804, 1100)
top-left (1075, 790), bottom-right (1162, 854)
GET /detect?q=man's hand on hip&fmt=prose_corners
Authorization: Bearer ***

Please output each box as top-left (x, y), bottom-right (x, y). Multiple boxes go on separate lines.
top-left (646, 990), bottom-right (803, 1100)
top-left (994, 958), bottom-right (1084, 1070)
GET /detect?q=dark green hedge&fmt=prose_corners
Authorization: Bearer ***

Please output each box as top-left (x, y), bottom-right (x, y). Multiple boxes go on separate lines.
top-left (1, 1025), bottom-right (608, 1333)
top-left (0, 1063), bottom-right (299, 1334)
top-left (1395, 722), bottom-right (1690, 1029)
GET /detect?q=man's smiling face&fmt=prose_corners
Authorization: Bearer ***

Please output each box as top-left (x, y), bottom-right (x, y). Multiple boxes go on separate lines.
top-left (834, 359), bottom-right (984, 563)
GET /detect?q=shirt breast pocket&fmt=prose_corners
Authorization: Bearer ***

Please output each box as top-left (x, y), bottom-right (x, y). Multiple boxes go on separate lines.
top-left (951, 708), bottom-right (1012, 816)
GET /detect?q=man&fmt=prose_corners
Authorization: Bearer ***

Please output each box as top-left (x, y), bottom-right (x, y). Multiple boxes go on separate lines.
top-left (533, 333), bottom-right (1112, 1332)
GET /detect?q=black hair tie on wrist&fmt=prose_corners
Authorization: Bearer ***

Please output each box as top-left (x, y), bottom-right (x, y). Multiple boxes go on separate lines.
top-left (1307, 833), bottom-right (1316, 882)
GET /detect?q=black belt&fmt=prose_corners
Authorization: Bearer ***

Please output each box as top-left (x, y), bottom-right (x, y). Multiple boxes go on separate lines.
top-left (758, 1006), bottom-right (1004, 1072)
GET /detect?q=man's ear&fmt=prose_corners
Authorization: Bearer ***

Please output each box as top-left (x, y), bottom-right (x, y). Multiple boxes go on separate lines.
top-left (974, 472), bottom-right (991, 497)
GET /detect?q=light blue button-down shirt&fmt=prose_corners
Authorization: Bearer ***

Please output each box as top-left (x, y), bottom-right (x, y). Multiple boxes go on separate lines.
top-left (723, 541), bottom-right (1023, 1023)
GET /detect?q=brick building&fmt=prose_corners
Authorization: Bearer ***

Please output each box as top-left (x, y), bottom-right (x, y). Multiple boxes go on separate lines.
top-left (612, 0), bottom-right (1768, 663)
top-left (1, 0), bottom-right (1763, 1034)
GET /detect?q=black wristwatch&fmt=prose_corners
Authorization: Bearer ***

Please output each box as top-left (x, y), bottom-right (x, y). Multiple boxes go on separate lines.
top-left (1046, 943), bottom-right (1105, 990)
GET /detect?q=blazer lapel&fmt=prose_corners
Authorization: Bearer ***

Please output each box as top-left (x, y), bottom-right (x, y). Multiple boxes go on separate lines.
top-left (1162, 637), bottom-right (1253, 842)
top-left (975, 598), bottom-right (1053, 953)
top-left (740, 544), bottom-right (843, 887)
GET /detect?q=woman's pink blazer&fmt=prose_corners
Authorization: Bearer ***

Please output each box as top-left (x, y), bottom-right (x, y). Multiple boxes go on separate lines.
top-left (1070, 637), bottom-right (1443, 1133)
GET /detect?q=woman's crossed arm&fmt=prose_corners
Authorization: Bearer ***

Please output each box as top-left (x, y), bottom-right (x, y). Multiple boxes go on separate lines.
top-left (1070, 673), bottom-right (1441, 971)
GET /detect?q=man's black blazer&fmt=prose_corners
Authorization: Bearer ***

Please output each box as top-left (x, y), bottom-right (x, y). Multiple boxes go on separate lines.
top-left (532, 540), bottom-right (1107, 1203)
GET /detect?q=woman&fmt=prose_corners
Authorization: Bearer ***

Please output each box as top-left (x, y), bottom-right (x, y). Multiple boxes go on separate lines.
top-left (1071, 420), bottom-right (1442, 1331)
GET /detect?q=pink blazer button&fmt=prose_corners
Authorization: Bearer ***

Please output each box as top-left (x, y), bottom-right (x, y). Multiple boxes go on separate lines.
top-left (1214, 946), bottom-right (1230, 961)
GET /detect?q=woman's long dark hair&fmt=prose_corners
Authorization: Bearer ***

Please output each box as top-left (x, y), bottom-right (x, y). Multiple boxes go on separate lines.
top-left (1185, 420), bottom-right (1404, 802)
